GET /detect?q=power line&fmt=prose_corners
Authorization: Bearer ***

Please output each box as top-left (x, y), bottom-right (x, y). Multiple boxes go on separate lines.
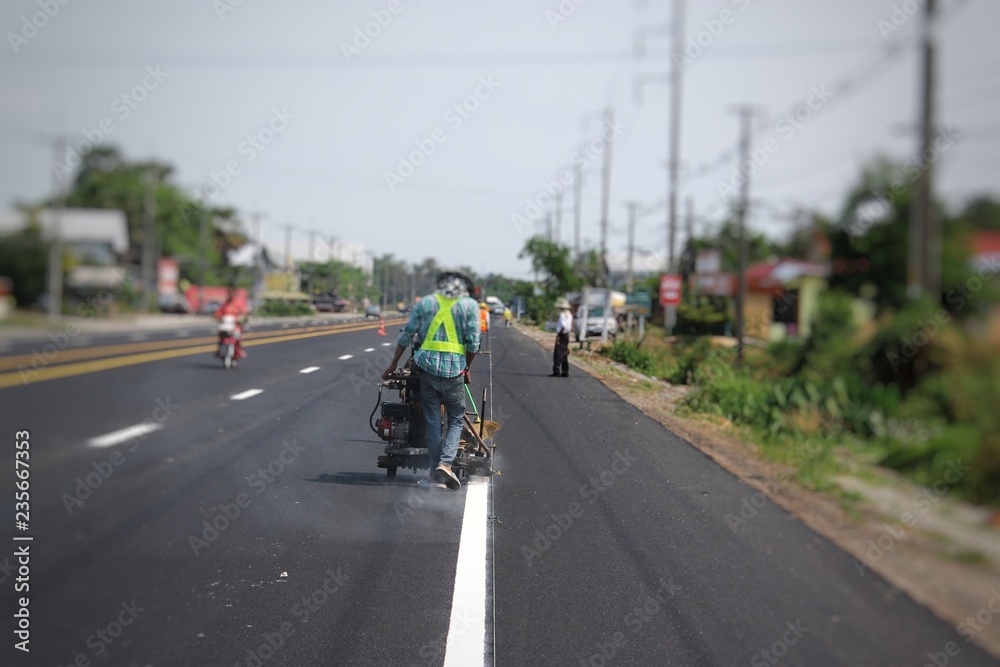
top-left (681, 1), bottom-right (973, 186)
top-left (5, 43), bottom-right (881, 69)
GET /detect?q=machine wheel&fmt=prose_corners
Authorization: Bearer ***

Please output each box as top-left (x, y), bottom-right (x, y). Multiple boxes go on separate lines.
top-left (386, 465), bottom-right (397, 478)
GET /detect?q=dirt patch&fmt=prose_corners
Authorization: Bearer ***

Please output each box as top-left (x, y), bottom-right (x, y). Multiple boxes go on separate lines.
top-left (517, 325), bottom-right (1000, 659)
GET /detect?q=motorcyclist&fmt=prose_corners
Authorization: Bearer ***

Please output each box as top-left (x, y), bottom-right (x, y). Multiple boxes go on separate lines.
top-left (214, 287), bottom-right (248, 360)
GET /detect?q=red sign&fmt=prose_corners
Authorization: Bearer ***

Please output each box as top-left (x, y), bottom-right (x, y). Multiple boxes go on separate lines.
top-left (157, 258), bottom-right (179, 295)
top-left (659, 274), bottom-right (682, 306)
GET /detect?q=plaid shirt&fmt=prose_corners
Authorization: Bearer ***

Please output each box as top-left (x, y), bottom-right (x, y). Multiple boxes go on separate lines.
top-left (398, 293), bottom-right (481, 378)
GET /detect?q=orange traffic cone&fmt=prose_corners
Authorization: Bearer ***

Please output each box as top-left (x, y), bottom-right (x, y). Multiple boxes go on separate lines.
top-left (377, 316), bottom-right (386, 336)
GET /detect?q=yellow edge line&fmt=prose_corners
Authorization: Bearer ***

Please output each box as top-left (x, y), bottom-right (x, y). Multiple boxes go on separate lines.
top-left (0, 320), bottom-right (402, 390)
top-left (0, 319), bottom-right (404, 372)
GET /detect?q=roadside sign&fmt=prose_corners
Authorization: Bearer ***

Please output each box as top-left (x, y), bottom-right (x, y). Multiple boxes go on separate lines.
top-left (659, 274), bottom-right (682, 306)
top-left (626, 290), bottom-right (652, 317)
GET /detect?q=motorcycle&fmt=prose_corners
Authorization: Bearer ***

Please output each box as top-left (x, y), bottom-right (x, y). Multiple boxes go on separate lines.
top-left (216, 314), bottom-right (245, 369)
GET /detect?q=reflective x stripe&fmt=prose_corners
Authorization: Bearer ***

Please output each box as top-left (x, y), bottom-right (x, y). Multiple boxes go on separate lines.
top-left (420, 294), bottom-right (466, 354)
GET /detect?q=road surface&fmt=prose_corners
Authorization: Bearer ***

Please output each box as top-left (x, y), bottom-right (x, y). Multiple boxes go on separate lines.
top-left (0, 318), bottom-right (993, 666)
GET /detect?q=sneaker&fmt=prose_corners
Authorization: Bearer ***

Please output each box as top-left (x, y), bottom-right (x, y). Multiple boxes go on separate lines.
top-left (548, 372), bottom-right (561, 377)
top-left (417, 476), bottom-right (447, 490)
top-left (433, 466), bottom-right (461, 491)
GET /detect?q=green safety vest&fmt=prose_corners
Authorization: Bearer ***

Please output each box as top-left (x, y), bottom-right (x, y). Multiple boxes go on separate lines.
top-left (419, 294), bottom-right (467, 355)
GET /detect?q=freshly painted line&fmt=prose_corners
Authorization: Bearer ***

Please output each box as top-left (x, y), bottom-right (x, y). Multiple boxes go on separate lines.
top-left (338, 354), bottom-right (353, 360)
top-left (364, 348), bottom-right (375, 352)
top-left (299, 367), bottom-right (320, 374)
top-left (88, 422), bottom-right (163, 448)
top-left (443, 481), bottom-right (489, 667)
top-left (230, 389), bottom-right (264, 401)
top-left (382, 343), bottom-right (392, 347)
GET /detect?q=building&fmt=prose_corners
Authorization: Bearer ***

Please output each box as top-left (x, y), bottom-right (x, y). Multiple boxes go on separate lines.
top-left (0, 207), bottom-right (130, 292)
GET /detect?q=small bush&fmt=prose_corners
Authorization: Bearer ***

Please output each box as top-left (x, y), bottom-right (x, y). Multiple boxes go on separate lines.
top-left (602, 340), bottom-right (656, 375)
top-left (258, 299), bottom-right (312, 317)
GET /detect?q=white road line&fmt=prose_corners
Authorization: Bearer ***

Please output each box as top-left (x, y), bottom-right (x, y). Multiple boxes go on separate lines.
top-left (230, 389), bottom-right (264, 401)
top-left (88, 422), bottom-right (163, 448)
top-left (443, 481), bottom-right (489, 667)
top-left (338, 354), bottom-right (353, 360)
top-left (364, 348), bottom-right (375, 352)
top-left (299, 367), bottom-right (321, 374)
top-left (381, 343), bottom-right (392, 347)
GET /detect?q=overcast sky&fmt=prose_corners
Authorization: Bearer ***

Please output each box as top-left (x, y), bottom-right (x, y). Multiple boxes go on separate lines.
top-left (1, 0), bottom-right (997, 279)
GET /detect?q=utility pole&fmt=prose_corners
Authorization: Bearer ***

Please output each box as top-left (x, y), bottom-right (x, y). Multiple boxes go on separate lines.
top-left (633, 0), bottom-right (686, 274)
top-left (667, 0), bottom-right (685, 274)
top-left (573, 163), bottom-right (582, 257)
top-left (625, 202), bottom-right (638, 293)
top-left (599, 107), bottom-right (614, 286)
top-left (198, 205), bottom-right (208, 313)
top-left (554, 189), bottom-right (563, 244)
top-left (250, 211), bottom-right (264, 306)
top-left (46, 137), bottom-right (66, 323)
top-left (278, 222), bottom-right (296, 292)
top-left (731, 106), bottom-right (755, 365)
top-left (909, 0), bottom-right (939, 301)
top-left (140, 168), bottom-right (157, 313)
top-left (683, 196), bottom-right (695, 303)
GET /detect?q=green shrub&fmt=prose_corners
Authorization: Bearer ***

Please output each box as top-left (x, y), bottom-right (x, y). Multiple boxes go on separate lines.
top-left (601, 340), bottom-right (656, 375)
top-left (258, 299), bottom-right (313, 317)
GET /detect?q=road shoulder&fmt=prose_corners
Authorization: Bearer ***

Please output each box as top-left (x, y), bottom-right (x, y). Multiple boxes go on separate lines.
top-left (515, 324), bottom-right (1000, 660)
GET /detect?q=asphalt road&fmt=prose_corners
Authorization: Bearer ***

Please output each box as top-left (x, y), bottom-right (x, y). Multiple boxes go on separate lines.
top-left (0, 319), bottom-right (994, 666)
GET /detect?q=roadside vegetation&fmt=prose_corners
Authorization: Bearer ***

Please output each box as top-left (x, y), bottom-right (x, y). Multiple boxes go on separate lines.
top-left (602, 290), bottom-right (1000, 506)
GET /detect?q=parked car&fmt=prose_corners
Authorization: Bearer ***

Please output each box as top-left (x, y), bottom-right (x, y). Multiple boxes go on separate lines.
top-left (198, 299), bottom-right (223, 315)
top-left (313, 297), bottom-right (336, 313)
top-left (575, 306), bottom-right (618, 341)
top-left (159, 294), bottom-right (193, 314)
top-left (365, 304), bottom-right (381, 319)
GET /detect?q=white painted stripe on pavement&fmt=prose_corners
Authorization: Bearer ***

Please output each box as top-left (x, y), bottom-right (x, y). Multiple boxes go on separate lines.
top-left (299, 366), bottom-right (320, 374)
top-left (443, 481), bottom-right (489, 667)
top-left (230, 389), bottom-right (264, 401)
top-left (88, 422), bottom-right (163, 448)
top-left (338, 354), bottom-right (353, 360)
top-left (381, 342), bottom-right (392, 346)
top-left (364, 348), bottom-right (375, 352)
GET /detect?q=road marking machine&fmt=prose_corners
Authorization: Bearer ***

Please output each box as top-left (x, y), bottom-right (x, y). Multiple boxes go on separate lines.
top-left (370, 361), bottom-right (496, 480)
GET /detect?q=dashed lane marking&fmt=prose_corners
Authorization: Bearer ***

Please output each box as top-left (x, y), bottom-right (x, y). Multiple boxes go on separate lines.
top-left (230, 389), bottom-right (264, 401)
top-left (88, 422), bottom-right (163, 448)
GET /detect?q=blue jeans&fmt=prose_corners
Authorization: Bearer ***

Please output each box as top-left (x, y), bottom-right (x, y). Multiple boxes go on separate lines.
top-left (420, 372), bottom-right (466, 469)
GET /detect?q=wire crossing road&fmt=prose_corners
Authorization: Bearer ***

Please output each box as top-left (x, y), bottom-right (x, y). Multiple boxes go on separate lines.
top-left (0, 322), bottom-right (994, 666)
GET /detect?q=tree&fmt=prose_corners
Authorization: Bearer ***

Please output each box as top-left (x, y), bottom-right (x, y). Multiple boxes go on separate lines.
top-left (58, 144), bottom-right (241, 283)
top-left (518, 236), bottom-right (582, 321)
top-left (828, 157), bottom-right (974, 313)
top-left (0, 223), bottom-right (49, 307)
